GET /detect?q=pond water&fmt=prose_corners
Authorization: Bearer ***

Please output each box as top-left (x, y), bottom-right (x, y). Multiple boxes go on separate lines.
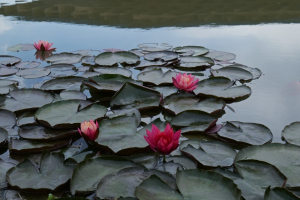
top-left (1, 0), bottom-right (300, 142)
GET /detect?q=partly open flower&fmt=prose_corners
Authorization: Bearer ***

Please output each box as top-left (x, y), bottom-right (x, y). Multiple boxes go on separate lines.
top-left (172, 73), bottom-right (199, 92)
top-left (144, 124), bottom-right (180, 155)
top-left (34, 40), bottom-right (56, 51)
top-left (78, 119), bottom-right (99, 141)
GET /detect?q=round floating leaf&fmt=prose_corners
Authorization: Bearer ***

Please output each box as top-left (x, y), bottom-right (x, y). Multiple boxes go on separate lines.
top-left (40, 76), bottom-right (85, 91)
top-left (0, 79), bottom-right (18, 94)
top-left (16, 68), bottom-right (51, 79)
top-left (176, 169), bottom-right (241, 200)
top-left (181, 140), bottom-right (236, 167)
top-left (15, 61), bottom-right (40, 69)
top-left (163, 93), bottom-right (225, 115)
top-left (165, 156), bottom-right (197, 170)
top-left (138, 43), bottom-right (172, 52)
top-left (176, 56), bottom-right (214, 69)
top-left (46, 64), bottom-right (78, 78)
top-left (264, 187), bottom-right (300, 200)
top-left (135, 175), bottom-right (183, 200)
top-left (0, 159), bottom-right (15, 188)
top-left (235, 143), bottom-right (300, 187)
top-left (35, 100), bottom-right (107, 129)
top-left (72, 49), bottom-right (101, 56)
top-left (7, 44), bottom-right (35, 52)
top-left (93, 66), bottom-right (132, 78)
top-left (155, 162), bottom-right (184, 177)
top-left (218, 121), bottom-right (273, 145)
top-left (95, 115), bottom-right (148, 154)
top-left (127, 153), bottom-right (159, 169)
top-left (226, 64), bottom-right (262, 80)
top-left (211, 66), bottom-right (254, 82)
top-left (45, 53), bottom-right (83, 64)
top-left (70, 156), bottom-right (138, 195)
top-left (134, 60), bottom-right (166, 70)
top-left (60, 90), bottom-right (86, 100)
top-left (96, 167), bottom-right (177, 199)
top-left (153, 86), bottom-right (178, 98)
top-left (138, 69), bottom-right (176, 86)
top-left (173, 46), bottom-right (209, 56)
top-left (109, 108), bottom-right (141, 125)
top-left (205, 51), bottom-right (236, 61)
top-left (18, 126), bottom-right (78, 141)
top-left (144, 51), bottom-right (178, 62)
top-left (9, 138), bottom-right (71, 154)
top-left (0, 56), bottom-right (21, 66)
top-left (0, 109), bottom-right (16, 128)
top-left (81, 55), bottom-right (95, 65)
top-left (281, 122), bottom-right (300, 146)
top-left (95, 52), bottom-right (140, 66)
top-left (82, 71), bottom-right (100, 78)
top-left (7, 151), bottom-right (75, 191)
top-left (110, 82), bottom-right (162, 110)
top-left (0, 66), bottom-right (19, 76)
top-left (17, 111), bottom-right (37, 126)
top-left (194, 77), bottom-right (252, 101)
top-left (0, 128), bottom-right (8, 146)
top-left (0, 89), bottom-right (54, 112)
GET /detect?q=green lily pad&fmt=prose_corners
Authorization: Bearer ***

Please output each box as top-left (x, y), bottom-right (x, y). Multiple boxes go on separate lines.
top-left (0, 128), bottom-right (8, 146)
top-left (126, 153), bottom-right (159, 169)
top-left (226, 64), bottom-right (262, 80)
top-left (235, 143), bottom-right (300, 187)
top-left (7, 151), bottom-right (75, 191)
top-left (0, 89), bottom-right (54, 112)
top-left (264, 187), bottom-right (300, 200)
top-left (81, 55), bottom-right (95, 65)
top-left (110, 82), bottom-right (162, 110)
top-left (205, 51), bottom-right (236, 61)
top-left (281, 122), bottom-right (300, 146)
top-left (60, 146), bottom-right (81, 160)
top-left (95, 115), bottom-right (148, 154)
top-left (0, 66), bottom-right (19, 76)
top-left (95, 52), bottom-right (140, 66)
top-left (194, 77), bottom-right (252, 101)
top-left (35, 100), bottom-right (107, 129)
top-left (108, 108), bottom-right (141, 125)
top-left (165, 155), bottom-right (197, 170)
top-left (144, 51), bottom-right (178, 62)
top-left (135, 175), bottom-right (183, 200)
top-left (210, 66), bottom-right (254, 82)
top-left (82, 71), bottom-right (100, 78)
top-left (134, 60), bottom-right (166, 70)
top-left (153, 86), bottom-right (178, 98)
top-left (137, 69), bottom-right (176, 86)
top-left (18, 126), bottom-right (78, 141)
top-left (9, 138), bottom-right (71, 154)
top-left (46, 64), bottom-right (78, 78)
top-left (96, 167), bottom-right (177, 199)
top-left (163, 93), bottom-right (225, 115)
top-left (60, 90), bottom-right (86, 100)
top-left (155, 162), bottom-right (184, 177)
top-left (176, 169), bottom-right (241, 200)
top-left (15, 61), bottom-right (40, 69)
top-left (138, 43), bottom-right (172, 52)
top-left (0, 159), bottom-right (15, 188)
top-left (40, 77), bottom-right (85, 91)
top-left (16, 68), bottom-right (51, 79)
top-left (93, 66), bottom-right (132, 77)
top-left (70, 156), bottom-right (138, 194)
top-left (0, 79), bottom-right (18, 94)
top-left (173, 46), bottom-right (209, 56)
top-left (7, 44), bottom-right (35, 52)
top-left (181, 140), bottom-right (236, 167)
top-left (17, 111), bottom-right (37, 126)
top-left (0, 56), bottom-right (21, 66)
top-left (45, 53), bottom-right (83, 64)
top-left (176, 56), bottom-right (214, 69)
top-left (215, 159), bottom-right (287, 200)
top-left (0, 109), bottom-right (16, 128)
top-left (72, 49), bottom-right (101, 56)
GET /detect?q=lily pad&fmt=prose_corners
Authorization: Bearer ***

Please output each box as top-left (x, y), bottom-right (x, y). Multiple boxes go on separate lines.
top-left (138, 43), bottom-right (172, 52)
top-left (93, 66), bottom-right (132, 77)
top-left (144, 51), bottom-right (178, 62)
top-left (281, 122), bottom-right (300, 146)
top-left (108, 108), bottom-right (141, 125)
top-left (0, 159), bottom-right (15, 188)
top-left (110, 82), bottom-right (162, 110)
top-left (17, 111), bottom-right (37, 126)
top-left (126, 153), bottom-right (159, 169)
top-left (211, 66), bottom-right (254, 82)
top-left (0, 79), bottom-right (18, 94)
top-left (0, 66), bottom-right (19, 76)
top-left (163, 93), bottom-right (225, 115)
top-left (46, 64), bottom-right (78, 78)
top-left (45, 53), bottom-right (83, 64)
top-left (16, 68), bottom-right (51, 79)
top-left (7, 44), bottom-right (35, 52)
top-left (165, 156), bottom-right (197, 170)
top-left (138, 118), bottom-right (168, 135)
top-left (154, 162), bottom-right (184, 177)
top-left (70, 156), bottom-right (138, 194)
top-left (7, 151), bottom-right (75, 191)
top-left (176, 169), bottom-right (241, 200)
top-left (72, 49), bottom-right (101, 56)
top-left (138, 69), bottom-right (176, 86)
top-left (205, 51), bottom-right (236, 61)
top-left (40, 76), bottom-right (85, 91)
top-left (0, 89), bottom-right (54, 112)
top-left (135, 175), bottom-right (183, 200)
top-left (60, 90), bottom-right (87, 100)
top-left (134, 60), bottom-right (166, 70)
top-left (264, 187), bottom-right (300, 200)
top-left (81, 56), bottom-right (95, 65)
top-left (35, 100), bottom-right (107, 129)
top-left (176, 56), bottom-right (214, 69)
top-left (15, 61), bottom-right (40, 69)
top-left (173, 46), bottom-right (209, 56)
top-left (0, 128), bottom-right (8, 146)
top-left (153, 86), bottom-right (178, 98)
top-left (18, 126), bottom-right (78, 141)
top-left (194, 77), bottom-right (252, 101)
top-left (95, 52), bottom-right (140, 66)
top-left (0, 56), bottom-right (21, 66)
top-left (226, 64), bottom-right (262, 80)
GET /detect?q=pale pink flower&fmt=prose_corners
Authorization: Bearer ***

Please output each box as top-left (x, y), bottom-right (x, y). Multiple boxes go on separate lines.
top-left (78, 119), bottom-right (99, 141)
top-left (34, 40), bottom-right (56, 51)
top-left (172, 73), bottom-right (199, 92)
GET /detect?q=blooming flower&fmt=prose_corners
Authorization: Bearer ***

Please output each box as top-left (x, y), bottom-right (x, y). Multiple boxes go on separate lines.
top-left (172, 73), bottom-right (199, 92)
top-left (144, 124), bottom-right (180, 155)
top-left (34, 40), bottom-right (56, 51)
top-left (78, 119), bottom-right (99, 141)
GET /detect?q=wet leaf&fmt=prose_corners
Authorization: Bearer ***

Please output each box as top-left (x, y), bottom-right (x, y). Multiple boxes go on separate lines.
top-left (0, 79), bottom-right (18, 94)
top-left (138, 43), bottom-right (172, 52)
top-left (137, 69), bottom-right (176, 86)
top-left (95, 52), bottom-right (140, 66)
top-left (0, 56), bottom-right (21, 66)
top-left (176, 56), bottom-right (214, 69)
top-left (173, 46), bottom-right (209, 56)
top-left (17, 111), bottom-right (37, 126)
top-left (205, 51), bottom-right (236, 61)
top-left (46, 64), bottom-right (78, 78)
top-left (210, 66), bottom-right (254, 82)
top-left (40, 76), bottom-right (85, 91)
top-left (0, 128), bottom-right (8, 146)
top-left (15, 61), bottom-right (40, 69)
top-left (144, 51), bottom-right (178, 62)
top-left (46, 53), bottom-right (83, 64)
top-left (134, 60), bottom-right (166, 70)
top-left (16, 68), bottom-right (51, 79)
top-left (0, 159), bottom-right (15, 188)
top-left (93, 66), bottom-right (132, 77)
top-left (264, 187), bottom-right (300, 200)
top-left (7, 44), bottom-right (35, 52)
top-left (0, 66), bottom-right (19, 76)
top-left (281, 122), bottom-right (300, 146)
top-left (60, 90), bottom-right (87, 100)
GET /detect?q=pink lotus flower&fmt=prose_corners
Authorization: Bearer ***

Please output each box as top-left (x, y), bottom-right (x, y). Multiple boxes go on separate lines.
top-left (144, 124), bottom-right (181, 155)
top-left (78, 119), bottom-right (99, 141)
top-left (34, 40), bottom-right (56, 51)
top-left (172, 73), bottom-right (199, 92)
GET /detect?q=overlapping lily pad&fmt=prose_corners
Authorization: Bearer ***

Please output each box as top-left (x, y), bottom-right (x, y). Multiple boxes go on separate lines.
top-left (0, 159), bottom-right (15, 189)
top-left (7, 44), bottom-right (35, 52)
top-left (46, 64), bottom-right (78, 78)
top-left (210, 66), bottom-right (254, 82)
top-left (176, 56), bottom-right (214, 69)
top-left (0, 128), bottom-right (8, 146)
top-left (137, 69), bottom-right (176, 85)
top-left (15, 61), bottom-right (40, 69)
top-left (0, 79), bottom-right (17, 94)
top-left (281, 122), bottom-right (300, 146)
top-left (138, 43), bottom-right (172, 52)
top-left (0, 66), bottom-right (19, 76)
top-left (17, 111), bottom-right (37, 126)
top-left (0, 56), bottom-right (21, 66)
top-left (35, 100), bottom-right (107, 129)
top-left (45, 53), bottom-right (83, 64)
top-left (95, 52), bottom-right (140, 66)
top-left (40, 76), bottom-right (85, 91)
top-left (173, 46), bottom-right (209, 56)
top-left (144, 51), bottom-right (178, 62)
top-left (264, 187), bottom-right (300, 200)
top-left (93, 66), bottom-right (132, 77)
top-left (226, 64), bottom-right (262, 80)
top-left (59, 90), bottom-right (86, 100)
top-left (134, 60), bottom-right (166, 70)
top-left (16, 68), bottom-right (51, 79)
top-left (205, 51), bottom-right (236, 61)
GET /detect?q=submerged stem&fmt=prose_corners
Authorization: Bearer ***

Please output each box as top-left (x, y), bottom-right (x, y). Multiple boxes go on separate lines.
top-left (163, 154), bottom-right (166, 163)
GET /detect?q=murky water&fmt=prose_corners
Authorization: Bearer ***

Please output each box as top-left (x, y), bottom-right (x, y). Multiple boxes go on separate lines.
top-left (1, 0), bottom-right (300, 142)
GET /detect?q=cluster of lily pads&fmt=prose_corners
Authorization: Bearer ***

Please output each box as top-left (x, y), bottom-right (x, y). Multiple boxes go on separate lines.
top-left (0, 42), bottom-right (298, 200)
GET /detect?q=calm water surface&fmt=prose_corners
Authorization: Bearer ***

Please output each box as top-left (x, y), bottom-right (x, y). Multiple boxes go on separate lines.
top-left (1, 0), bottom-right (300, 142)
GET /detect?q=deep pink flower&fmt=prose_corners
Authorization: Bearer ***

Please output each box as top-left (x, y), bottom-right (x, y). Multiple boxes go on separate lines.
top-left (34, 40), bottom-right (56, 51)
top-left (78, 119), bottom-right (99, 141)
top-left (172, 73), bottom-right (199, 92)
top-left (144, 124), bottom-right (180, 155)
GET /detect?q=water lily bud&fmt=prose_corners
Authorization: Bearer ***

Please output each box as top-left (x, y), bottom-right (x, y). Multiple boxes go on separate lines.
top-left (78, 119), bottom-right (99, 141)
top-left (34, 40), bottom-right (56, 51)
top-left (144, 123), bottom-right (181, 155)
top-left (172, 73), bottom-right (199, 92)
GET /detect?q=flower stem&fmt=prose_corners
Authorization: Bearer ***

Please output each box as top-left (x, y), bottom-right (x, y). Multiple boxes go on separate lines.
top-left (163, 154), bottom-right (166, 163)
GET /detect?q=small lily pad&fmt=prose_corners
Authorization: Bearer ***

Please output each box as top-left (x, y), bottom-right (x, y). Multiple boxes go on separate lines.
top-left (229, 64), bottom-right (262, 80)
top-left (95, 52), bottom-right (140, 66)
top-left (81, 56), bottom-right (95, 65)
top-left (60, 90), bottom-right (87, 100)
top-left (17, 111), bottom-right (37, 126)
top-left (16, 68), bottom-right (51, 79)
top-left (0, 79), bottom-right (18, 94)
top-left (176, 56), bottom-right (214, 69)
top-left (138, 43), bottom-right (172, 52)
top-left (264, 187), bottom-right (300, 200)
top-left (282, 122), bottom-right (300, 146)
top-left (46, 53), bottom-right (83, 64)
top-left (40, 76), bottom-right (85, 91)
top-left (7, 44), bottom-right (35, 52)
top-left (93, 66), bottom-right (132, 77)
top-left (0, 128), bottom-right (8, 146)
top-left (210, 66), bottom-right (254, 82)
top-left (0, 159), bottom-right (15, 189)
top-left (134, 60), bottom-right (166, 70)
top-left (205, 51), bottom-right (236, 61)
top-left (15, 61), bottom-right (40, 69)
top-left (0, 56), bottom-right (21, 66)
top-left (173, 46), bottom-right (209, 56)
top-left (137, 69), bottom-right (176, 86)
top-left (0, 66), bottom-right (19, 76)
top-left (46, 64), bottom-right (78, 78)
top-left (144, 51), bottom-right (178, 62)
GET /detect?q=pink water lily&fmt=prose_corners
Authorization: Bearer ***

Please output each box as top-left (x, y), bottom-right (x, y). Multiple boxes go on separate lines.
top-left (78, 119), bottom-right (99, 141)
top-left (172, 73), bottom-right (199, 92)
top-left (34, 40), bottom-right (56, 51)
top-left (144, 124), bottom-right (180, 155)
